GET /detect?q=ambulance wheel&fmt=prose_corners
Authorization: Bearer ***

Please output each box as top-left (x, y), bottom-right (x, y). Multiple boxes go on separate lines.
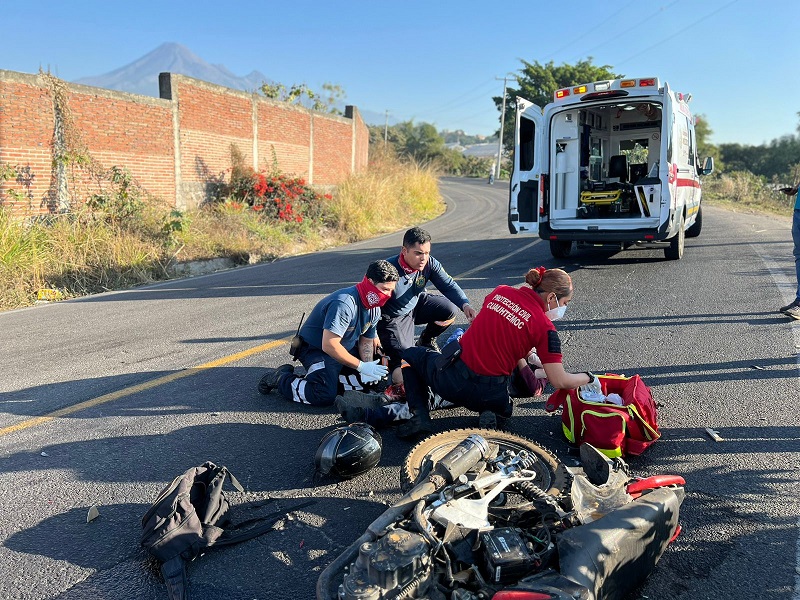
top-left (686, 205), bottom-right (702, 238)
top-left (400, 428), bottom-right (572, 498)
top-left (664, 214), bottom-right (685, 260)
top-left (550, 240), bottom-right (574, 258)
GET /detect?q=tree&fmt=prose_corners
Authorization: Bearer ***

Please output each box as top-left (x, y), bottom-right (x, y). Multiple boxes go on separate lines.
top-left (694, 114), bottom-right (722, 170)
top-left (259, 81), bottom-right (345, 114)
top-left (494, 58), bottom-right (622, 151)
top-left (368, 120), bottom-right (447, 165)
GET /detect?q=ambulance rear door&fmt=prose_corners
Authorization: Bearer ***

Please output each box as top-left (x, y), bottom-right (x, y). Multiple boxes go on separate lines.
top-left (508, 97), bottom-right (543, 235)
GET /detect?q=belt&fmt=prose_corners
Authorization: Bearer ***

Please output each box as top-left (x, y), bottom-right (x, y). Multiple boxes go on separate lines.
top-left (454, 359), bottom-right (509, 384)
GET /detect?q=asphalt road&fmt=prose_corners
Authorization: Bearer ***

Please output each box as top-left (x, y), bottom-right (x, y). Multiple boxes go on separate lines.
top-left (1, 177), bottom-right (798, 600)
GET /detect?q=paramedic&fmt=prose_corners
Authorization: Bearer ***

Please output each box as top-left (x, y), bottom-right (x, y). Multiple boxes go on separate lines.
top-left (396, 266), bottom-right (603, 437)
top-left (780, 184), bottom-right (800, 320)
top-left (257, 259), bottom-right (399, 406)
top-left (377, 227), bottom-right (477, 384)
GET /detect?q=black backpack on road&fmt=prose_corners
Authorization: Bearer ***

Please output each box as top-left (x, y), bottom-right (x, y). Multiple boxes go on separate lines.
top-left (141, 461), bottom-right (313, 600)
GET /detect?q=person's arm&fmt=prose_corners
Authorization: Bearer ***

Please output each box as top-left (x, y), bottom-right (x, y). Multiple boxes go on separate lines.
top-left (516, 359), bottom-right (548, 396)
top-left (541, 362), bottom-right (595, 390)
top-left (428, 257), bottom-right (471, 315)
top-left (462, 303), bottom-right (477, 322)
top-left (357, 335), bottom-right (376, 362)
top-left (321, 329), bottom-right (361, 369)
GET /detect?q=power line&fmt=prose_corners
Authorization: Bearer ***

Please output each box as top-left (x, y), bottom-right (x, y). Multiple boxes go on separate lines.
top-left (565, 0), bottom-right (682, 63)
top-left (540, 0), bottom-right (639, 62)
top-left (615, 0), bottom-right (741, 66)
top-left (415, 78), bottom-right (498, 116)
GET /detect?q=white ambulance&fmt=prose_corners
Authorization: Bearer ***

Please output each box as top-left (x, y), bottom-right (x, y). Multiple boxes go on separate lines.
top-left (507, 77), bottom-right (714, 260)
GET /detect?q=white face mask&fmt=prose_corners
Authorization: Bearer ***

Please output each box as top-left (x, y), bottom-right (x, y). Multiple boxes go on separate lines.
top-left (545, 296), bottom-right (567, 321)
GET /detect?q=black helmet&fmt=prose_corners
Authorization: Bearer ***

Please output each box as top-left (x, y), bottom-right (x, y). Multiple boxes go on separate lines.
top-left (314, 423), bottom-right (382, 478)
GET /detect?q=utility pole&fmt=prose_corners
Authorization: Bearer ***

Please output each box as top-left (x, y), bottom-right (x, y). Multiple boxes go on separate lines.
top-left (495, 75), bottom-right (514, 182)
top-left (384, 110), bottom-right (389, 147)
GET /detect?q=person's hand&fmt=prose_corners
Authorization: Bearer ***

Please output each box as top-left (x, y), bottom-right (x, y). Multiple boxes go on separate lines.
top-left (463, 304), bottom-right (477, 323)
top-left (579, 372), bottom-right (603, 395)
top-left (526, 349), bottom-right (543, 369)
top-left (357, 360), bottom-right (388, 384)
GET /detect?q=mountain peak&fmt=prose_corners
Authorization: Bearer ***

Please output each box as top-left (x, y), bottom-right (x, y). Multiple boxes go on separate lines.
top-left (74, 43), bottom-right (268, 97)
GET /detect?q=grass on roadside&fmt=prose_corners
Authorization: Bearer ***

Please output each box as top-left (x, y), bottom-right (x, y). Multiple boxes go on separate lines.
top-left (702, 171), bottom-right (796, 216)
top-left (0, 153), bottom-right (443, 311)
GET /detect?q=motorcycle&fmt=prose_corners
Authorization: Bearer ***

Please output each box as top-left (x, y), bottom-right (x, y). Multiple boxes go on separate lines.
top-left (316, 429), bottom-right (684, 600)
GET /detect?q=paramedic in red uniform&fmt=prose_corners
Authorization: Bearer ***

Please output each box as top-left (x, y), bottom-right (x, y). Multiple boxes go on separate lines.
top-left (397, 266), bottom-right (603, 437)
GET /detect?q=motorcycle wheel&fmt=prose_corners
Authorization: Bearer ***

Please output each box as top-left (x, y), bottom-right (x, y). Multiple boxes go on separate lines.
top-left (400, 428), bottom-right (572, 498)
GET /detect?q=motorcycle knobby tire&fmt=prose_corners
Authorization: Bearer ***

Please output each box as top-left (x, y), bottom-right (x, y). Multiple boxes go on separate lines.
top-left (400, 428), bottom-right (572, 497)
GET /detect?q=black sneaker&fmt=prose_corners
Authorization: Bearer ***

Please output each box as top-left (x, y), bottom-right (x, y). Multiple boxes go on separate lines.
top-left (396, 412), bottom-right (433, 439)
top-left (258, 364), bottom-right (294, 395)
top-left (336, 402), bottom-right (366, 424)
top-left (478, 410), bottom-right (509, 430)
top-left (416, 336), bottom-right (440, 352)
top-left (780, 299), bottom-right (800, 314)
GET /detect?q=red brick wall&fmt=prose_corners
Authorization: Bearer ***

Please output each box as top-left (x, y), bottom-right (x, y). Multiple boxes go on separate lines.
top-left (0, 76), bottom-right (62, 213)
top-left (0, 70), bottom-right (369, 216)
top-left (314, 117), bottom-right (354, 184)
top-left (174, 78), bottom-right (254, 207)
top-left (258, 101), bottom-right (311, 178)
top-left (0, 70), bottom-right (174, 214)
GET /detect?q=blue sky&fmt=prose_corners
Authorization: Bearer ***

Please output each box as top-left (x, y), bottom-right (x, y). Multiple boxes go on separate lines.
top-left (1, 0), bottom-right (797, 146)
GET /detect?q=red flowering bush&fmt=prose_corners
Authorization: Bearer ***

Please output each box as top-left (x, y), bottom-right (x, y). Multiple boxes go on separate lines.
top-left (223, 167), bottom-right (331, 223)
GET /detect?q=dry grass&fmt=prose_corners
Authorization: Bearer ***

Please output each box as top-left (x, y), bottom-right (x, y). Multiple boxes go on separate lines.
top-left (330, 151), bottom-right (442, 240)
top-left (702, 171), bottom-right (795, 216)
top-left (0, 155), bottom-right (443, 311)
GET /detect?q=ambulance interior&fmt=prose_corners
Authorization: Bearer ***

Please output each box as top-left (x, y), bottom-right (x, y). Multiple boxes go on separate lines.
top-left (548, 101), bottom-right (664, 221)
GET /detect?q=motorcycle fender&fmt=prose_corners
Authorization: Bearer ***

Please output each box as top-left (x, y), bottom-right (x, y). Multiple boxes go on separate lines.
top-left (627, 475), bottom-right (686, 498)
top-left (556, 486), bottom-right (685, 600)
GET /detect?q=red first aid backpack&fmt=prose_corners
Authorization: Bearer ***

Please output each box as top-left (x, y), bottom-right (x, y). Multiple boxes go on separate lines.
top-left (545, 373), bottom-right (661, 457)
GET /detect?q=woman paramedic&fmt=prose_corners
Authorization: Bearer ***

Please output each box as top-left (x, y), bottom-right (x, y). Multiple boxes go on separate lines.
top-left (396, 266), bottom-right (603, 437)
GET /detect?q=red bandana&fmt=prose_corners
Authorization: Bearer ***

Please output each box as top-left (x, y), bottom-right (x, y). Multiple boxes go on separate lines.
top-left (398, 253), bottom-right (417, 275)
top-left (356, 276), bottom-right (391, 309)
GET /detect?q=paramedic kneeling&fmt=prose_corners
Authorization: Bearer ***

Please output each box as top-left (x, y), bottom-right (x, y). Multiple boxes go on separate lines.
top-left (258, 260), bottom-right (399, 406)
top-left (397, 266), bottom-right (602, 437)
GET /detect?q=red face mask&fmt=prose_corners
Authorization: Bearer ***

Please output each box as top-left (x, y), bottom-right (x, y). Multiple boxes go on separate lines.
top-left (356, 276), bottom-right (392, 309)
top-left (398, 253), bottom-right (417, 275)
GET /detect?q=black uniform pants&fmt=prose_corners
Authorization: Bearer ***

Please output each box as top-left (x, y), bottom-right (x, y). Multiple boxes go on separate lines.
top-left (401, 346), bottom-right (512, 418)
top-left (377, 293), bottom-right (458, 371)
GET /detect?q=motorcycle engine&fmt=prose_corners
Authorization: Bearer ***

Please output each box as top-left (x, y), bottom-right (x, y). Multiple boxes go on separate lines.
top-left (339, 528), bottom-right (432, 600)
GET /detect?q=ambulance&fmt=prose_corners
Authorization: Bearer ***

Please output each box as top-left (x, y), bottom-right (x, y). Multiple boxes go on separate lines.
top-left (507, 77), bottom-right (714, 260)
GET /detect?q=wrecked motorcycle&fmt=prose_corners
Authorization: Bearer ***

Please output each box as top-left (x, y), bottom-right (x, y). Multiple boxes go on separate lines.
top-left (317, 428), bottom-right (684, 600)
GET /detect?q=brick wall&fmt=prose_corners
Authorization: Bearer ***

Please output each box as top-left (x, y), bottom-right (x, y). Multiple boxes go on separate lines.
top-left (0, 69), bottom-right (369, 216)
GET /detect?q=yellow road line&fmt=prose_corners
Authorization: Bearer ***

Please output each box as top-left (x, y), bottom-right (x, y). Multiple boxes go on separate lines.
top-left (0, 338), bottom-right (288, 437)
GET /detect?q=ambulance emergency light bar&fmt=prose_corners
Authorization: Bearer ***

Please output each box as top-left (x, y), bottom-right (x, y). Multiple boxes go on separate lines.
top-left (553, 78), bottom-right (661, 102)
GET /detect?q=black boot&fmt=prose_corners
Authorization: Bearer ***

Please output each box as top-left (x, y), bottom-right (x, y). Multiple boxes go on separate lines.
top-left (417, 323), bottom-right (450, 352)
top-left (396, 410), bottom-right (433, 439)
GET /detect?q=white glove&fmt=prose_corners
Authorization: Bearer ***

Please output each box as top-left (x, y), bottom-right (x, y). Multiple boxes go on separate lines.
top-left (579, 372), bottom-right (603, 396)
top-left (526, 349), bottom-right (542, 368)
top-left (357, 360), bottom-right (388, 384)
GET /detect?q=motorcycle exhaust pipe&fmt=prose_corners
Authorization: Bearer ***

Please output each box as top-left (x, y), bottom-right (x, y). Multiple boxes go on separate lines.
top-left (316, 434), bottom-right (489, 600)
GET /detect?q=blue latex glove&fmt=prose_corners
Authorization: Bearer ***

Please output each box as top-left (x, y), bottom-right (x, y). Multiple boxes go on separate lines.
top-left (357, 360), bottom-right (388, 384)
top-left (580, 373), bottom-right (603, 396)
